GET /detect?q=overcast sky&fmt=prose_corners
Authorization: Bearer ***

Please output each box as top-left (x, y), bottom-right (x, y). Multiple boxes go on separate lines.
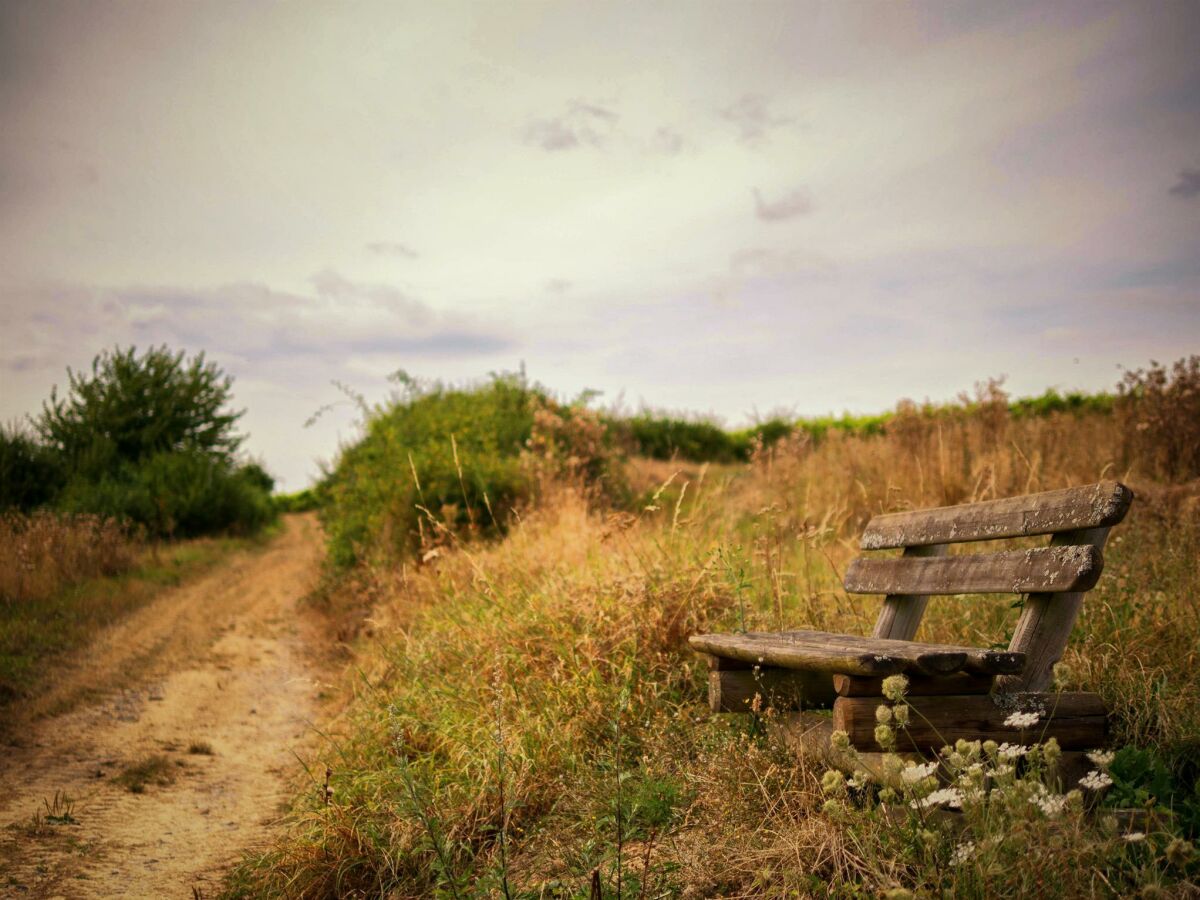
top-left (2, 1), bottom-right (1198, 488)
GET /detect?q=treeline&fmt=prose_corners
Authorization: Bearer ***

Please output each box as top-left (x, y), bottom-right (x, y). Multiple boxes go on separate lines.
top-left (608, 387), bottom-right (1117, 465)
top-left (1, 346), bottom-right (275, 538)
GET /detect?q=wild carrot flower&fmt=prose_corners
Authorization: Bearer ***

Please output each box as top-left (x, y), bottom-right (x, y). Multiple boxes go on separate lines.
top-left (830, 730), bottom-right (851, 752)
top-left (901, 761), bottom-right (937, 784)
top-left (911, 787), bottom-right (964, 810)
top-left (1086, 749), bottom-right (1115, 769)
top-left (1079, 769), bottom-right (1113, 791)
top-left (996, 742), bottom-right (1027, 760)
top-left (875, 704), bottom-right (893, 724)
top-left (950, 840), bottom-right (976, 865)
top-left (1003, 711), bottom-right (1041, 729)
top-left (1124, 831), bottom-right (1146, 843)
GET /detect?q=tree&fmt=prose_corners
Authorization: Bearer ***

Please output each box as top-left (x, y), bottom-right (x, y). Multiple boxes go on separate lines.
top-left (36, 346), bottom-right (245, 476)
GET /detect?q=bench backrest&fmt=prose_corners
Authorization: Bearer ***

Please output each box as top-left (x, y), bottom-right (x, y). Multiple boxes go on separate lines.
top-left (845, 481), bottom-right (1133, 692)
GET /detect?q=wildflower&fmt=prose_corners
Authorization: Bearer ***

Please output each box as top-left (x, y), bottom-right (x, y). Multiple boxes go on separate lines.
top-left (1003, 711), bottom-right (1041, 729)
top-left (1052, 661), bottom-right (1073, 690)
top-left (1124, 831), bottom-right (1147, 843)
top-left (1031, 793), bottom-right (1068, 817)
top-left (1086, 749), bottom-right (1115, 769)
top-left (950, 840), bottom-right (976, 866)
top-left (878, 786), bottom-right (898, 804)
top-left (982, 739), bottom-right (998, 758)
top-left (901, 762), bottom-right (938, 784)
top-left (1166, 838), bottom-right (1194, 867)
top-left (830, 729), bottom-right (851, 752)
top-left (848, 770), bottom-right (872, 790)
top-left (881, 674), bottom-right (909, 701)
top-left (875, 704), bottom-right (893, 724)
top-left (875, 724), bottom-right (895, 750)
top-left (911, 787), bottom-right (964, 810)
top-left (1079, 770), bottom-right (1113, 791)
top-left (1043, 736), bottom-right (1062, 765)
top-left (821, 799), bottom-right (842, 817)
top-left (996, 742), bottom-right (1027, 760)
top-left (821, 769), bottom-right (846, 797)
top-left (892, 704), bottom-right (909, 727)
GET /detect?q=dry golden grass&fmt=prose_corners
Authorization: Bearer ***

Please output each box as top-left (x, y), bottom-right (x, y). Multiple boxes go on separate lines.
top-left (229, 385), bottom-right (1200, 898)
top-left (0, 511), bottom-right (139, 605)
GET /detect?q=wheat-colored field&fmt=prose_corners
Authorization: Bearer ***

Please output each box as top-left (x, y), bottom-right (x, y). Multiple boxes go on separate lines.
top-left (227, 365), bottom-right (1200, 898)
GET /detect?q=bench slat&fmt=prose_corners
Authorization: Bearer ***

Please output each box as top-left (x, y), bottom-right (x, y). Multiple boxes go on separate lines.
top-left (845, 545), bottom-right (1102, 595)
top-left (688, 631), bottom-right (1024, 677)
top-left (832, 692), bottom-right (1107, 752)
top-left (860, 481), bottom-right (1132, 550)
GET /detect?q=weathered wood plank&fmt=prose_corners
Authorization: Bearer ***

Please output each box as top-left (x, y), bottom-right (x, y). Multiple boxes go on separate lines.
top-left (845, 545), bottom-right (1102, 596)
top-left (833, 692), bottom-right (1107, 752)
top-left (833, 672), bottom-right (994, 697)
top-left (997, 527), bottom-right (1111, 693)
top-left (688, 631), bottom-right (1024, 677)
top-left (872, 543), bottom-right (948, 640)
top-left (860, 481), bottom-right (1132, 550)
top-left (708, 668), bottom-right (836, 712)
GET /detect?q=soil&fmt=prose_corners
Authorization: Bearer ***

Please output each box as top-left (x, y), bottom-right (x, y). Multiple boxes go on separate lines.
top-left (0, 514), bottom-right (330, 899)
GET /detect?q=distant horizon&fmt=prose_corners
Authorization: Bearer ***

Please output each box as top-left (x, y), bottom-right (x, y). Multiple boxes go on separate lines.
top-left (4, 347), bottom-right (1166, 493)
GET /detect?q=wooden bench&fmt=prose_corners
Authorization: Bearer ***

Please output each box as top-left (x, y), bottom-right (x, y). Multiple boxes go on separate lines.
top-left (689, 481), bottom-right (1133, 753)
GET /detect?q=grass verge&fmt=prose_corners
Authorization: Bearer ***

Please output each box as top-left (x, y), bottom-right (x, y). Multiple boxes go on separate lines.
top-left (0, 521), bottom-right (278, 714)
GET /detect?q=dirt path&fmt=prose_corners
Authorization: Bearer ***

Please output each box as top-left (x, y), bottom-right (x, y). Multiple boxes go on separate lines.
top-left (0, 514), bottom-right (329, 899)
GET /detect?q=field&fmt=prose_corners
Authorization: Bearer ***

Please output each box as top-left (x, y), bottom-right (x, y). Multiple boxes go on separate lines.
top-left (221, 361), bottom-right (1200, 898)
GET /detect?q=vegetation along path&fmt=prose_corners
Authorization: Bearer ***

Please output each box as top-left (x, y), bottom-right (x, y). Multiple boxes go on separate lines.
top-left (0, 514), bottom-right (328, 899)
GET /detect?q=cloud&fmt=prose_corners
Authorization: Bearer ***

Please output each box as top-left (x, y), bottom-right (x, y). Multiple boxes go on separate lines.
top-left (1168, 168), bottom-right (1200, 199)
top-left (720, 94), bottom-right (795, 143)
top-left (651, 126), bottom-right (685, 156)
top-left (522, 100), bottom-right (618, 151)
top-left (365, 241), bottom-right (419, 258)
top-left (753, 187), bottom-right (812, 222)
top-left (0, 273), bottom-right (514, 369)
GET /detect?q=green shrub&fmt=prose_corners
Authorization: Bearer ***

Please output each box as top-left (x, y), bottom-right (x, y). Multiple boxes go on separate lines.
top-left (57, 452), bottom-right (274, 539)
top-left (321, 372), bottom-right (621, 567)
top-left (274, 487), bottom-right (321, 514)
top-left (615, 413), bottom-right (749, 463)
top-left (0, 424), bottom-right (65, 511)
top-left (36, 345), bottom-right (243, 477)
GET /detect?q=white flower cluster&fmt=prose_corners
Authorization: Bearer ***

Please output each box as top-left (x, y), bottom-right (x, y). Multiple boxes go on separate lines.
top-left (1003, 711), bottom-right (1041, 729)
top-left (996, 742), bottom-right (1028, 760)
top-left (950, 840), bottom-right (976, 866)
top-left (1027, 783), bottom-right (1069, 817)
top-left (1079, 769), bottom-right (1113, 791)
top-left (1086, 749), bottom-right (1115, 769)
top-left (1124, 831), bottom-right (1146, 843)
top-left (911, 787), bottom-right (964, 810)
top-left (900, 762), bottom-right (938, 784)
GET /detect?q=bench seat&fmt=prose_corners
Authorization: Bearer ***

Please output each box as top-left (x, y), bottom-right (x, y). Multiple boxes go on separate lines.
top-left (689, 629), bottom-right (1026, 678)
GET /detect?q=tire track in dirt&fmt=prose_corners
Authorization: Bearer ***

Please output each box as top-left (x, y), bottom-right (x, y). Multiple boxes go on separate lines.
top-left (0, 514), bottom-right (329, 898)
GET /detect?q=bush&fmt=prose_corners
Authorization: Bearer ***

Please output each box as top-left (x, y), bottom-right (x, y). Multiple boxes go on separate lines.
top-left (56, 452), bottom-right (274, 539)
top-left (615, 413), bottom-right (749, 463)
top-left (1118, 356), bottom-right (1200, 481)
top-left (321, 372), bottom-right (621, 567)
top-left (36, 345), bottom-right (244, 477)
top-left (20, 345), bottom-right (275, 537)
top-left (0, 424), bottom-right (65, 511)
